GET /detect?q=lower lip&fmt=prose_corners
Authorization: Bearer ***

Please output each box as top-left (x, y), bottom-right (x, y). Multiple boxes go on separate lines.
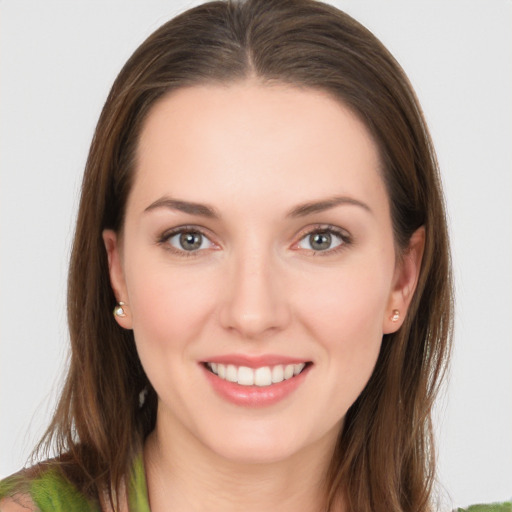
top-left (201, 364), bottom-right (311, 407)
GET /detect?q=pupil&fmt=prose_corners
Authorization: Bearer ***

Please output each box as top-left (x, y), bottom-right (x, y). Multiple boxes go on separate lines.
top-left (310, 232), bottom-right (331, 251)
top-left (180, 232), bottom-right (202, 250)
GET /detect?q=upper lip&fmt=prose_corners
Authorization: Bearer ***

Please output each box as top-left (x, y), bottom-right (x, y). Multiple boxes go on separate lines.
top-left (201, 354), bottom-right (311, 368)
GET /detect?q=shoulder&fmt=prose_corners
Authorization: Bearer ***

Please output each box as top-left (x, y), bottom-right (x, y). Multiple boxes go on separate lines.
top-left (0, 472), bottom-right (36, 512)
top-left (455, 503), bottom-right (512, 512)
top-left (0, 465), bottom-right (100, 512)
top-left (0, 494), bottom-right (36, 512)
top-left (0, 470), bottom-right (34, 511)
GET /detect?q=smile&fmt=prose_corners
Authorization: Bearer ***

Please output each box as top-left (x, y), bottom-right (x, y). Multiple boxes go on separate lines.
top-left (205, 362), bottom-right (307, 387)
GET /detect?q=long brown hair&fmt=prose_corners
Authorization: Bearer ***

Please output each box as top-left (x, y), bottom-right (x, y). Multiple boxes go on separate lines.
top-left (35, 1), bottom-right (453, 510)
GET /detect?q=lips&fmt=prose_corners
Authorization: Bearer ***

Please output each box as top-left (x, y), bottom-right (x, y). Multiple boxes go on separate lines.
top-left (201, 356), bottom-right (312, 407)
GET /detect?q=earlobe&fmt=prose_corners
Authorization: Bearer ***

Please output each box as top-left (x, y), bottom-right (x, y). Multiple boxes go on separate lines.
top-left (102, 229), bottom-right (133, 329)
top-left (383, 226), bottom-right (425, 334)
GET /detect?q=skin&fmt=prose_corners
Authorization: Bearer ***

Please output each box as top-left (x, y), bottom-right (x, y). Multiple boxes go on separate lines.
top-left (103, 81), bottom-right (424, 512)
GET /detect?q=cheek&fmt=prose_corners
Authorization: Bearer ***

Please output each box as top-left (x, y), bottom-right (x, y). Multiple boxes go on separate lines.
top-left (125, 255), bottom-right (218, 353)
top-left (295, 258), bottom-right (392, 386)
top-left (299, 261), bottom-right (391, 339)
top-left (125, 259), bottom-right (221, 408)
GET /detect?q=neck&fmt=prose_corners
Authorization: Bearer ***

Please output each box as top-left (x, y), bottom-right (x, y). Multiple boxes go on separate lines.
top-left (144, 415), bottom-right (342, 512)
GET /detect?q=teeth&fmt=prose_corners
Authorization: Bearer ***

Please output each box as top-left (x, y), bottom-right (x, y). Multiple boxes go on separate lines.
top-left (207, 362), bottom-right (307, 387)
top-left (226, 364), bottom-right (237, 382)
top-left (271, 365), bottom-right (284, 383)
top-left (254, 366), bottom-right (272, 386)
top-left (238, 366), bottom-right (254, 385)
top-left (293, 363), bottom-right (305, 375)
top-left (284, 364), bottom-right (294, 379)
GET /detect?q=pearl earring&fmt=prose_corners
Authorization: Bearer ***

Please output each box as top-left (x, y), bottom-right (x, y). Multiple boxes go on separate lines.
top-left (391, 309), bottom-right (400, 322)
top-left (113, 301), bottom-right (127, 318)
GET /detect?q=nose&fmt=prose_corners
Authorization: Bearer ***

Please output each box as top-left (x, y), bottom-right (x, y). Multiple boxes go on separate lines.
top-left (219, 247), bottom-right (291, 339)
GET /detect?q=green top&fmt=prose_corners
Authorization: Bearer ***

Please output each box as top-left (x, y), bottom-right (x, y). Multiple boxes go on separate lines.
top-left (0, 454), bottom-right (150, 512)
top-left (457, 506), bottom-right (512, 512)
top-left (0, 456), bottom-right (510, 511)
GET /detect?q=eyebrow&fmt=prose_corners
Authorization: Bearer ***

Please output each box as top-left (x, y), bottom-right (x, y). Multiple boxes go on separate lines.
top-left (286, 195), bottom-right (372, 217)
top-left (144, 197), bottom-right (219, 218)
top-left (143, 195), bottom-right (371, 219)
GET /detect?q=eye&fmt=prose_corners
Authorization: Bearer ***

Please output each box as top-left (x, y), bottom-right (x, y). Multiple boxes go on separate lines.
top-left (296, 228), bottom-right (347, 253)
top-left (164, 229), bottom-right (215, 253)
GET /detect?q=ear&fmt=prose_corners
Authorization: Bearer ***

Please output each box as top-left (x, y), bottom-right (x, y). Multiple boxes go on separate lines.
top-left (102, 229), bottom-right (133, 329)
top-left (383, 226), bottom-right (425, 334)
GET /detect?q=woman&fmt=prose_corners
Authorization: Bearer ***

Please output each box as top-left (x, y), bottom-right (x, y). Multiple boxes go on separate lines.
top-left (0, 1), bottom-right (507, 511)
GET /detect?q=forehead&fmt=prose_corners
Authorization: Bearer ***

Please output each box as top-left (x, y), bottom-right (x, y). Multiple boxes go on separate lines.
top-left (132, 81), bottom-right (386, 215)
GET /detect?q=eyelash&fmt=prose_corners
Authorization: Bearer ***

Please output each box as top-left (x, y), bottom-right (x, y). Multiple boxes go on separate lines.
top-left (157, 224), bottom-right (352, 258)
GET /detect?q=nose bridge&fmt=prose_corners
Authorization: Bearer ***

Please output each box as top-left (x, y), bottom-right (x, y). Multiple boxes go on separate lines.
top-left (219, 235), bottom-right (290, 338)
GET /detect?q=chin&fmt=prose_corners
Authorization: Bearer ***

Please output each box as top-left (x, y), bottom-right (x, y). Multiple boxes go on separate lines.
top-left (210, 438), bottom-right (300, 465)
top-left (198, 419), bottom-right (337, 466)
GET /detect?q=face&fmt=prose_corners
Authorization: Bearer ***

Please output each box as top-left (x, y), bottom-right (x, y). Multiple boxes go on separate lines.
top-left (104, 82), bottom-right (422, 465)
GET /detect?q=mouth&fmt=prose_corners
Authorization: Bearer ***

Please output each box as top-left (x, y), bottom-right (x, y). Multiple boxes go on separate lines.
top-left (203, 362), bottom-right (311, 387)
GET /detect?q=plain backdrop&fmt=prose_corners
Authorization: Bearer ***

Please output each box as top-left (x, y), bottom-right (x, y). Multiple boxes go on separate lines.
top-left (1, 1), bottom-right (511, 509)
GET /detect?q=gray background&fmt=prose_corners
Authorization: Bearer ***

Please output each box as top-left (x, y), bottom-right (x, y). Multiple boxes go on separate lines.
top-left (1, 1), bottom-right (511, 509)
